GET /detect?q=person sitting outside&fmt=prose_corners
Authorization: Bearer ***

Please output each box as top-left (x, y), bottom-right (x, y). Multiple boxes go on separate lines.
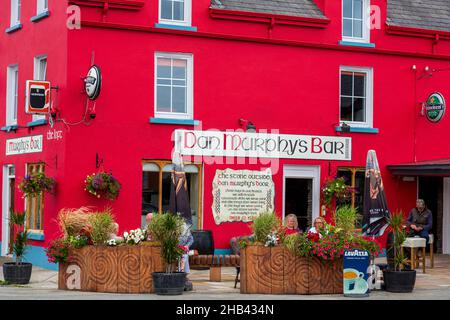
top-left (308, 216), bottom-right (326, 238)
top-left (407, 199), bottom-right (433, 245)
top-left (283, 214), bottom-right (301, 236)
top-left (109, 222), bottom-right (124, 242)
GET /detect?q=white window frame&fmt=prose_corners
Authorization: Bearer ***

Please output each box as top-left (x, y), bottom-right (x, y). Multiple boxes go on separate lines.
top-left (6, 65), bottom-right (19, 126)
top-left (37, 0), bottom-right (49, 15)
top-left (154, 52), bottom-right (193, 120)
top-left (10, 0), bottom-right (21, 26)
top-left (342, 0), bottom-right (370, 43)
top-left (339, 66), bottom-right (373, 128)
top-left (158, 0), bottom-right (192, 27)
top-left (32, 55), bottom-right (48, 121)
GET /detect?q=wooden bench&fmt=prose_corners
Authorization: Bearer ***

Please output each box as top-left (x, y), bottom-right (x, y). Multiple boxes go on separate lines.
top-left (189, 254), bottom-right (240, 282)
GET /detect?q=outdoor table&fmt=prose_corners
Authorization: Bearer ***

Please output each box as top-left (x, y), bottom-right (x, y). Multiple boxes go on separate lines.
top-left (401, 237), bottom-right (426, 273)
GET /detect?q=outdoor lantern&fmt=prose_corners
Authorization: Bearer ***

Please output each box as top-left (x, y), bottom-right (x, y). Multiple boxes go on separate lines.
top-left (246, 122), bottom-right (256, 133)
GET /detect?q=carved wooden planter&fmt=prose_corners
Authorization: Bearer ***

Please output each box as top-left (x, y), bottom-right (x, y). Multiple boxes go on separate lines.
top-left (240, 245), bottom-right (343, 294)
top-left (58, 245), bottom-right (164, 293)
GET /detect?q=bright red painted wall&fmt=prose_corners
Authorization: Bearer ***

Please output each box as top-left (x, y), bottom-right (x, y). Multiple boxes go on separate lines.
top-left (1, 0), bottom-right (450, 253)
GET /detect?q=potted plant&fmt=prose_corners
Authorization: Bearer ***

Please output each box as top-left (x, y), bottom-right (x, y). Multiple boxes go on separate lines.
top-left (2, 211), bottom-right (32, 284)
top-left (147, 212), bottom-right (186, 295)
top-left (383, 211), bottom-right (416, 293)
top-left (84, 171), bottom-right (121, 200)
top-left (19, 172), bottom-right (55, 198)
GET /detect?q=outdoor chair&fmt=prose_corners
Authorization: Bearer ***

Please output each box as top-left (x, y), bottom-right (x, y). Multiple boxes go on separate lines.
top-left (402, 237), bottom-right (426, 273)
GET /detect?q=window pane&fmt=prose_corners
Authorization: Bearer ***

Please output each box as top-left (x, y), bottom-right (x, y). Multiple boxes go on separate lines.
top-left (157, 58), bottom-right (171, 78)
top-left (13, 70), bottom-right (18, 120)
top-left (172, 80), bottom-right (186, 86)
top-left (354, 73), bottom-right (366, 97)
top-left (172, 59), bottom-right (187, 79)
top-left (161, 0), bottom-right (173, 19)
top-left (142, 171), bottom-right (159, 228)
top-left (161, 172), bottom-right (171, 212)
top-left (39, 58), bottom-right (47, 81)
top-left (157, 85), bottom-right (171, 112)
top-left (157, 79), bottom-right (171, 85)
top-left (173, 0), bottom-right (184, 21)
top-left (172, 86), bottom-right (186, 113)
top-left (353, 20), bottom-right (363, 38)
top-left (343, 0), bottom-right (352, 18)
top-left (343, 19), bottom-right (353, 37)
top-left (340, 97), bottom-right (353, 121)
top-left (354, 0), bottom-right (363, 19)
top-left (341, 73), bottom-right (353, 96)
top-left (353, 98), bottom-right (366, 122)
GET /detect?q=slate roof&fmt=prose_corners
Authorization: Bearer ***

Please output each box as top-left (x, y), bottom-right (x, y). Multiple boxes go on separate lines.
top-left (387, 0), bottom-right (450, 33)
top-left (210, 0), bottom-right (326, 19)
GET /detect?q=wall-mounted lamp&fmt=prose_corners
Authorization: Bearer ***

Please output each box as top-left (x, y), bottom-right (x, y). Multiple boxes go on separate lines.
top-left (239, 118), bottom-right (257, 133)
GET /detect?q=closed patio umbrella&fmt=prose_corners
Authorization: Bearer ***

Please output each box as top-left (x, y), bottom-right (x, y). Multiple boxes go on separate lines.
top-left (362, 150), bottom-right (391, 237)
top-left (169, 151), bottom-right (192, 225)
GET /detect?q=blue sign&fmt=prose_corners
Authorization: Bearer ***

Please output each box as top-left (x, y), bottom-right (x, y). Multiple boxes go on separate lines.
top-left (343, 250), bottom-right (370, 297)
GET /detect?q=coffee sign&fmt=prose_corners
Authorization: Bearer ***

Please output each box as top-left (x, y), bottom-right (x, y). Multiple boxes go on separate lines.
top-left (25, 80), bottom-right (51, 114)
top-left (425, 92), bottom-right (446, 123)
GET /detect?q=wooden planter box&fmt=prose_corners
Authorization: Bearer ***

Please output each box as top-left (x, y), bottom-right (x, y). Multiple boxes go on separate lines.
top-left (240, 246), bottom-right (343, 295)
top-left (58, 245), bottom-right (164, 293)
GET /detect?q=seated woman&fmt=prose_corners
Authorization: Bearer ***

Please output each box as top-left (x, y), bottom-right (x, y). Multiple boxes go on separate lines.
top-left (109, 222), bottom-right (124, 242)
top-left (308, 216), bottom-right (326, 238)
top-left (284, 214), bottom-right (301, 236)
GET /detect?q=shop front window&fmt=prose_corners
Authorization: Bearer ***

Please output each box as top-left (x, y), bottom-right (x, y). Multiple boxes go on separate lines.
top-left (25, 163), bottom-right (45, 231)
top-left (142, 160), bottom-right (202, 230)
top-left (337, 167), bottom-right (365, 227)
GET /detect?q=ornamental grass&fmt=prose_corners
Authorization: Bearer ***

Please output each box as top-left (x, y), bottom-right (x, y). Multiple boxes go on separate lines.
top-left (57, 207), bottom-right (93, 239)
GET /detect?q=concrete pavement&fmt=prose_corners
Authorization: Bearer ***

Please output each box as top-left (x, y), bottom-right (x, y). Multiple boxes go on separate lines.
top-left (1, 255), bottom-right (450, 300)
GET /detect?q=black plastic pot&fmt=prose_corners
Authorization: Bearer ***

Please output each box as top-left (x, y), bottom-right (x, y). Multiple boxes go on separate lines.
top-left (152, 272), bottom-right (187, 295)
top-left (383, 269), bottom-right (416, 293)
top-left (2, 262), bottom-right (32, 285)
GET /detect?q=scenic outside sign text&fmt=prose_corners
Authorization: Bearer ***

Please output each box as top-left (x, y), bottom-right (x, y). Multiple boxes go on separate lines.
top-left (175, 130), bottom-right (352, 161)
top-left (6, 135), bottom-right (43, 156)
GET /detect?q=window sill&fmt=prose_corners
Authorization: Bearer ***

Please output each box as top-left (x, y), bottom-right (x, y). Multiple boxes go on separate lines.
top-left (5, 24), bottom-right (22, 34)
top-left (31, 11), bottom-right (50, 23)
top-left (150, 117), bottom-right (200, 126)
top-left (1, 125), bottom-right (19, 132)
top-left (28, 231), bottom-right (45, 241)
top-left (154, 23), bottom-right (197, 32)
top-left (339, 40), bottom-right (375, 48)
top-left (27, 119), bottom-right (48, 128)
top-left (335, 126), bottom-right (379, 134)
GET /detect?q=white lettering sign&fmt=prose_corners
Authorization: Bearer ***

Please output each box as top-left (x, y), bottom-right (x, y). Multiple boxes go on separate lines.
top-left (175, 130), bottom-right (351, 161)
top-left (212, 168), bottom-right (275, 225)
top-left (6, 135), bottom-right (43, 155)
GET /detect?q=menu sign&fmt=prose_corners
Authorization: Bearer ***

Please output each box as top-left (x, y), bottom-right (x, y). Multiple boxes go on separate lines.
top-left (343, 250), bottom-right (370, 297)
top-left (212, 168), bottom-right (275, 225)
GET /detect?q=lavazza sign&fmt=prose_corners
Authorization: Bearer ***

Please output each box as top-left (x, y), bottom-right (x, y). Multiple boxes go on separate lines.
top-left (175, 130), bottom-right (352, 161)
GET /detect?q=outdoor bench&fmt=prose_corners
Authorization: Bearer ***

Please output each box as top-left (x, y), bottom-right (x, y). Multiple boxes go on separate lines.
top-left (189, 254), bottom-right (240, 283)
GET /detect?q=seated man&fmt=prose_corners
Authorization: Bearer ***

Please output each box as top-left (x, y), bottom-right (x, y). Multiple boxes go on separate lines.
top-left (407, 199), bottom-right (433, 245)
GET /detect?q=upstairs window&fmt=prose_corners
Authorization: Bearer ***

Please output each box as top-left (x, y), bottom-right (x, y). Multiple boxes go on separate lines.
top-left (37, 0), bottom-right (49, 14)
top-left (155, 52), bottom-right (193, 120)
top-left (33, 56), bottom-right (47, 121)
top-left (340, 67), bottom-right (373, 128)
top-left (6, 65), bottom-right (19, 126)
top-left (10, 0), bottom-right (21, 26)
top-left (159, 0), bottom-right (192, 26)
top-left (342, 0), bottom-right (370, 42)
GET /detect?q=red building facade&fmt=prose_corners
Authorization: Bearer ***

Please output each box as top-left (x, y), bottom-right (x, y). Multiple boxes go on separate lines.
top-left (1, 0), bottom-right (450, 269)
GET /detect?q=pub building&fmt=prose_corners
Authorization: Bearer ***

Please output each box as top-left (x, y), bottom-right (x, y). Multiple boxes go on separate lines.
top-left (1, 0), bottom-right (450, 270)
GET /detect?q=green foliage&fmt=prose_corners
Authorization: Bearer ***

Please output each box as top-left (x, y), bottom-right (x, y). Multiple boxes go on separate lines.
top-left (88, 209), bottom-right (115, 245)
top-left (148, 212), bottom-right (185, 273)
top-left (13, 231), bottom-right (29, 263)
top-left (387, 210), bottom-right (408, 271)
top-left (19, 172), bottom-right (55, 198)
top-left (334, 205), bottom-right (357, 235)
top-left (10, 211), bottom-right (26, 227)
top-left (66, 235), bottom-right (89, 249)
top-left (0, 280), bottom-right (10, 286)
top-left (85, 172), bottom-right (121, 200)
top-left (251, 211), bottom-right (281, 243)
top-left (322, 177), bottom-right (352, 207)
top-left (283, 233), bottom-right (312, 257)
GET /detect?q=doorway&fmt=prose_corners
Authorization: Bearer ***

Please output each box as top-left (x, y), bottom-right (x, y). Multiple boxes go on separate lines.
top-left (443, 178), bottom-right (450, 254)
top-left (2, 165), bottom-right (15, 256)
top-left (283, 166), bottom-right (320, 232)
top-left (418, 177), bottom-right (443, 253)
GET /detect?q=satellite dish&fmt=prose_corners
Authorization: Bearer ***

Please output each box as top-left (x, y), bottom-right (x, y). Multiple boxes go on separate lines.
top-left (84, 65), bottom-right (101, 100)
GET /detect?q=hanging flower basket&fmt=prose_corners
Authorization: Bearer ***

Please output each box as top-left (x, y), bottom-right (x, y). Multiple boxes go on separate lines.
top-left (18, 172), bottom-right (55, 198)
top-left (84, 171), bottom-right (121, 200)
top-left (321, 177), bottom-right (353, 208)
